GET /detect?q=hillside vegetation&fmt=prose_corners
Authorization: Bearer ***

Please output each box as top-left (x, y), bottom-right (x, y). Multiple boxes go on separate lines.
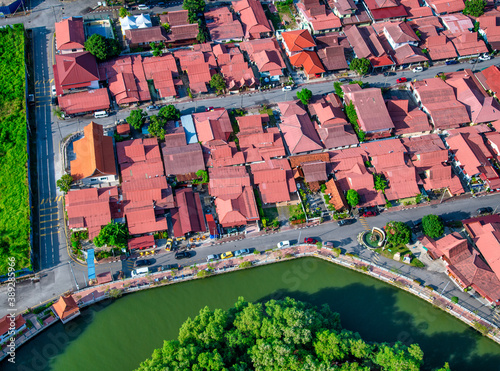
top-left (0, 24), bottom-right (31, 274)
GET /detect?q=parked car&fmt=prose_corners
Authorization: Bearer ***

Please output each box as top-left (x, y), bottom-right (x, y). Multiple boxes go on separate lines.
top-left (162, 263), bottom-right (179, 271)
top-left (277, 240), bottom-right (291, 249)
top-left (337, 219), bottom-right (354, 226)
top-left (323, 241), bottom-right (335, 248)
top-left (479, 53), bottom-right (491, 61)
top-left (137, 4), bottom-right (150, 10)
top-left (51, 85), bottom-right (56, 96)
top-left (396, 77), bottom-right (407, 83)
top-left (206, 106), bottom-right (214, 112)
top-left (165, 238), bottom-right (174, 251)
top-left (412, 66), bottom-right (423, 73)
top-left (338, 78), bottom-right (350, 82)
top-left (304, 237), bottom-right (317, 244)
top-left (476, 207), bottom-right (493, 215)
top-left (135, 259), bottom-right (153, 267)
top-left (175, 251), bottom-right (192, 260)
top-left (146, 105), bottom-right (160, 111)
top-left (445, 59), bottom-right (459, 65)
top-left (234, 248), bottom-right (251, 257)
top-left (206, 254), bottom-right (221, 262)
top-left (221, 251), bottom-right (234, 259)
top-left (362, 211), bottom-right (377, 217)
top-left (282, 85), bottom-right (292, 91)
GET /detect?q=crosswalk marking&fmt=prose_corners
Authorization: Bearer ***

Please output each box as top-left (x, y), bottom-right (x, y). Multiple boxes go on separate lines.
top-left (41, 229), bottom-right (62, 237)
top-left (40, 224), bottom-right (59, 230)
top-left (40, 218), bottom-right (59, 224)
top-left (359, 216), bottom-right (370, 231)
top-left (40, 205), bottom-right (57, 211)
top-left (40, 212), bottom-right (58, 217)
top-left (39, 196), bottom-right (63, 205)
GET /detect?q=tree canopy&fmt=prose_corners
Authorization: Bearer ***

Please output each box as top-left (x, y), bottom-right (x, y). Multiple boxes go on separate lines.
top-left (148, 115), bottom-right (166, 140)
top-left (296, 88), bottom-right (313, 105)
top-left (136, 297), bottom-right (429, 371)
top-left (56, 174), bottom-right (73, 193)
top-left (159, 104), bottom-right (181, 121)
top-left (334, 82), bottom-right (344, 98)
top-left (93, 222), bottom-right (129, 249)
top-left (346, 189), bottom-right (360, 207)
top-left (463, 0), bottom-right (486, 17)
top-left (350, 58), bottom-right (371, 76)
top-left (374, 174), bottom-right (388, 192)
top-left (183, 0), bottom-right (205, 23)
top-left (127, 108), bottom-right (147, 129)
top-left (422, 214), bottom-right (444, 239)
top-left (385, 221), bottom-right (412, 246)
top-left (210, 73), bottom-right (226, 95)
top-left (84, 34), bottom-right (121, 62)
top-left (119, 7), bottom-right (131, 18)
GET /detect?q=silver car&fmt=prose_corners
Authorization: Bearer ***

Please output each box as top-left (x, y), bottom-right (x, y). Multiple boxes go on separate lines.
top-left (234, 249), bottom-right (251, 257)
top-left (206, 254), bottom-right (220, 262)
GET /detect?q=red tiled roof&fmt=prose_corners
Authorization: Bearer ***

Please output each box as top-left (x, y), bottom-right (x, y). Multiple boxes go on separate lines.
top-left (476, 65), bottom-right (500, 96)
top-left (171, 188), bottom-right (206, 237)
top-left (344, 88), bottom-right (394, 133)
top-left (282, 29), bottom-right (316, 52)
top-left (400, 0), bottom-right (433, 17)
top-left (364, 0), bottom-right (408, 20)
top-left (209, 166), bottom-right (251, 198)
top-left (122, 176), bottom-right (174, 210)
top-left (424, 34), bottom-right (458, 61)
top-left (215, 186), bottom-right (259, 227)
top-left (54, 52), bottom-right (99, 90)
top-left (125, 26), bottom-right (167, 45)
top-left (208, 142), bottom-right (246, 167)
top-left (59, 88), bottom-right (110, 115)
top-left (213, 43), bottom-right (256, 90)
top-left (386, 99), bottom-right (431, 135)
top-left (127, 235), bottom-right (155, 250)
top-left (159, 10), bottom-right (188, 26)
top-left (126, 206), bottom-right (168, 235)
top-left (325, 178), bottom-right (348, 211)
top-left (55, 17), bottom-right (85, 51)
top-left (236, 114), bottom-right (268, 135)
top-left (175, 48), bottom-right (215, 94)
top-left (301, 161), bottom-right (328, 182)
top-left (251, 159), bottom-right (294, 204)
top-left (142, 54), bottom-right (179, 98)
top-left (296, 2), bottom-right (342, 32)
top-left (116, 138), bottom-right (164, 182)
top-left (441, 13), bottom-right (473, 34)
top-left (71, 122), bottom-right (116, 181)
top-left (162, 142), bottom-right (205, 178)
top-left (52, 296), bottom-right (79, 321)
top-left (117, 123), bottom-right (131, 135)
top-left (240, 38), bottom-right (286, 75)
top-left (445, 31), bottom-right (488, 57)
top-left (278, 100), bottom-right (307, 117)
top-left (205, 7), bottom-right (244, 41)
top-left (289, 50), bottom-right (325, 76)
top-left (344, 25), bottom-right (394, 68)
top-left (192, 109), bottom-right (232, 144)
top-left (0, 314), bottom-right (25, 336)
top-left (477, 9), bottom-right (500, 50)
top-left (318, 124), bottom-right (358, 149)
top-left (280, 113), bottom-right (323, 154)
top-left (446, 131), bottom-right (494, 178)
top-left (426, 0), bottom-right (464, 14)
top-left (233, 0), bottom-right (273, 39)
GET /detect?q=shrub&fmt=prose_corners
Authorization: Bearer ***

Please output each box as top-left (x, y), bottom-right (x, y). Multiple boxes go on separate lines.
top-left (239, 261), bottom-right (252, 268)
top-left (451, 296), bottom-right (459, 304)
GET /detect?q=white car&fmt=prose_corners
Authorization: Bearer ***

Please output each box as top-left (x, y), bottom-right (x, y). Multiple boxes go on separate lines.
top-left (412, 66), bottom-right (423, 73)
top-left (51, 85), bottom-right (56, 96)
top-left (479, 54), bottom-right (491, 61)
top-left (282, 85), bottom-right (292, 92)
top-left (137, 4), bottom-right (150, 10)
top-left (277, 241), bottom-right (291, 249)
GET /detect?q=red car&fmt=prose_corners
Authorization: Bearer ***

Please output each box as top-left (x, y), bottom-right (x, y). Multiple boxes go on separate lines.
top-left (362, 211), bottom-right (377, 217)
top-left (304, 237), bottom-right (317, 244)
top-left (206, 107), bottom-right (214, 112)
top-left (396, 77), bottom-right (407, 84)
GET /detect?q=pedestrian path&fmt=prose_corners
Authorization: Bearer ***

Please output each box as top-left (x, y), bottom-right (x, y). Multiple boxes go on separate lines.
top-left (359, 216), bottom-right (370, 230)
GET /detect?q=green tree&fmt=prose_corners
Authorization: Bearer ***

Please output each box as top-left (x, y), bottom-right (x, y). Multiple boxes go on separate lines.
top-left (346, 189), bottom-right (360, 208)
top-left (210, 73), bottom-right (226, 95)
top-left (159, 104), bottom-right (180, 121)
top-left (136, 297), bottom-right (429, 371)
top-left (349, 58), bottom-right (371, 76)
top-left (183, 0), bottom-right (205, 23)
top-left (422, 214), bottom-right (444, 239)
top-left (84, 34), bottom-right (121, 62)
top-left (119, 7), bottom-right (131, 18)
top-left (56, 174), bottom-right (73, 193)
top-left (148, 115), bottom-right (166, 139)
top-left (192, 169), bottom-right (208, 184)
top-left (127, 108), bottom-right (147, 129)
top-left (296, 88), bottom-right (313, 105)
top-left (334, 81), bottom-right (343, 98)
top-left (162, 23), bottom-right (171, 33)
top-left (93, 222), bottom-right (129, 249)
top-left (196, 28), bottom-right (207, 43)
top-left (463, 0), bottom-right (486, 17)
top-left (374, 174), bottom-right (388, 192)
top-left (385, 221), bottom-right (412, 246)
top-left (150, 42), bottom-right (165, 57)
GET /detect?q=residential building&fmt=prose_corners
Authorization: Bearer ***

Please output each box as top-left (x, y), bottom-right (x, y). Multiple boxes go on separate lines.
top-left (53, 52), bottom-right (100, 95)
top-left (55, 17), bottom-right (85, 53)
top-left (325, 178), bottom-right (348, 211)
top-left (425, 0), bottom-right (464, 14)
top-left (400, 0), bottom-right (434, 18)
top-left (208, 142), bottom-right (246, 167)
top-left (315, 34), bottom-right (349, 71)
top-left (212, 43), bottom-right (256, 91)
top-left (289, 153), bottom-right (330, 187)
top-left (162, 142), bottom-right (205, 181)
top-left (478, 9), bottom-right (500, 51)
top-left (328, 0), bottom-right (356, 19)
top-left (58, 88), bottom-right (110, 117)
top-left (334, 2), bottom-right (371, 27)
top-left (296, 0), bottom-right (342, 34)
top-left (159, 10), bottom-right (199, 46)
top-left (281, 29), bottom-right (325, 79)
top-left (445, 32), bottom-right (489, 57)
top-left (446, 126), bottom-right (500, 190)
top-left (98, 55), bottom-right (151, 105)
top-left (52, 295), bottom-right (80, 324)
top-left (65, 186), bottom-right (122, 239)
top-left (343, 86), bottom-right (394, 139)
top-left (423, 34), bottom-right (458, 61)
top-left (119, 14), bottom-right (152, 40)
top-left (127, 235), bottom-right (156, 251)
top-left (171, 188), bottom-right (207, 237)
top-left (175, 46), bottom-right (217, 94)
top-left (125, 26), bottom-right (168, 48)
top-left (363, 0), bottom-right (407, 21)
top-left (0, 314), bottom-right (26, 344)
top-left (278, 100), bottom-right (323, 154)
top-left (411, 78), bottom-right (470, 130)
top-left (402, 134), bottom-right (463, 195)
top-left (441, 13), bottom-right (473, 34)
top-left (232, 0), bottom-right (273, 39)
top-left (205, 7), bottom-right (244, 43)
top-left (386, 98), bottom-right (430, 135)
top-left (239, 38), bottom-right (286, 80)
top-left (237, 115), bottom-right (286, 162)
top-left (251, 159), bottom-right (296, 204)
top-left (116, 138), bottom-right (164, 182)
top-left (191, 108), bottom-right (233, 146)
top-left (142, 54), bottom-right (181, 98)
top-left (70, 122), bottom-right (117, 184)
top-left (475, 65), bottom-right (500, 98)
top-left (344, 25), bottom-right (394, 69)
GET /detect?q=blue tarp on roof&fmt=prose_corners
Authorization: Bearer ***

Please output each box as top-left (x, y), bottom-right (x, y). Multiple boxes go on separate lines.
top-left (181, 115), bottom-right (198, 144)
top-left (87, 248), bottom-right (96, 280)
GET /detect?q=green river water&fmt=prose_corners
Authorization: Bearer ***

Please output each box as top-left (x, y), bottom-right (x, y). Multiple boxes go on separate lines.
top-left (4, 258), bottom-right (500, 371)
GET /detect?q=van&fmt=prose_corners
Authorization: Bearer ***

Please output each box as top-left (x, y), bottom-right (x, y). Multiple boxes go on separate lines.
top-left (131, 267), bottom-right (149, 278)
top-left (94, 110), bottom-right (109, 119)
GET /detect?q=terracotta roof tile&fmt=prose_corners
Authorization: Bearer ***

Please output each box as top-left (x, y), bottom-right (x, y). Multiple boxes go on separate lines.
top-left (59, 88), bottom-right (110, 115)
top-left (162, 142), bottom-right (205, 178)
top-left (324, 178), bottom-right (347, 210)
top-left (282, 29), bottom-right (316, 52)
top-left (205, 7), bottom-right (244, 41)
top-left (52, 296), bottom-right (79, 321)
top-left (233, 0), bottom-right (273, 39)
top-left (280, 114), bottom-right (323, 154)
top-left (171, 188), bottom-right (206, 237)
top-left (55, 52), bottom-right (99, 89)
top-left (55, 17), bottom-right (85, 51)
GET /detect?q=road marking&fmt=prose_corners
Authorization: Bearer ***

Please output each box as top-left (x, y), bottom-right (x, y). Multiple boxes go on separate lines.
top-left (40, 218), bottom-right (59, 224)
top-left (40, 224), bottom-right (59, 230)
top-left (50, 79), bottom-right (54, 83)
top-left (41, 230), bottom-right (62, 237)
top-left (40, 205), bottom-right (57, 211)
top-left (40, 212), bottom-right (58, 217)
top-left (35, 80), bottom-right (40, 85)
top-left (40, 198), bottom-right (45, 205)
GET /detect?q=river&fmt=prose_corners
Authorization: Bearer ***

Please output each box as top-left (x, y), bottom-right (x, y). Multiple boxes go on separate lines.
top-left (4, 258), bottom-right (500, 371)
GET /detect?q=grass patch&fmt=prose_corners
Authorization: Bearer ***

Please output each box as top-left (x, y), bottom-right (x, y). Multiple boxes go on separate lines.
top-left (264, 4), bottom-right (283, 30)
top-left (262, 206), bottom-right (278, 221)
top-left (0, 25), bottom-right (31, 275)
